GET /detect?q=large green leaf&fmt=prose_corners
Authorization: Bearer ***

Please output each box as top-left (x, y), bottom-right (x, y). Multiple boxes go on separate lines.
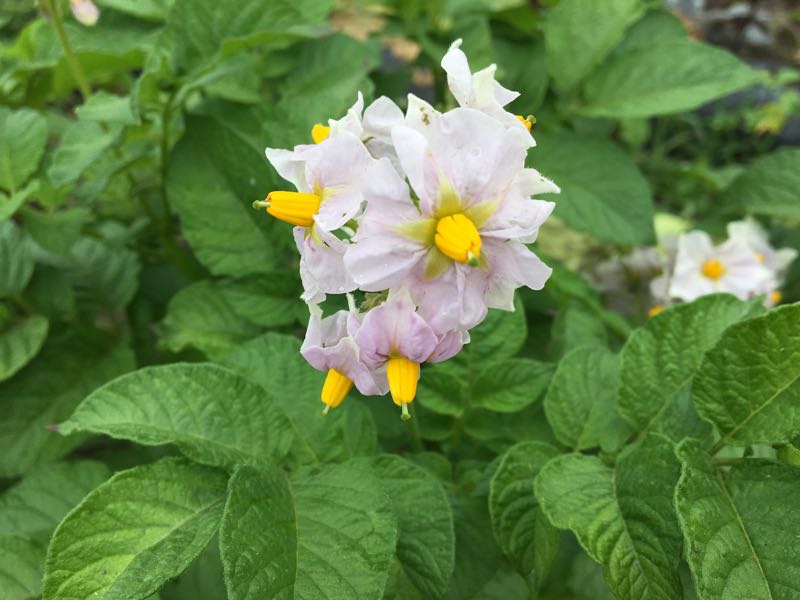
top-left (65, 237), bottom-right (141, 310)
top-left (675, 440), bottom-right (800, 599)
top-left (0, 220), bottom-right (35, 298)
top-left (160, 275), bottom-right (300, 358)
top-left (166, 113), bottom-right (283, 278)
top-left (580, 40), bottom-right (763, 118)
top-left (43, 458), bottom-right (228, 600)
top-left (544, 0), bottom-right (646, 93)
top-left (0, 331), bottom-right (134, 477)
top-left (219, 461), bottom-right (397, 599)
top-left (617, 295), bottom-right (760, 439)
top-left (353, 455), bottom-right (455, 599)
top-left (544, 346), bottom-right (630, 452)
top-left (0, 460), bottom-right (110, 538)
top-left (693, 303), bottom-right (800, 449)
top-left (470, 358), bottom-right (553, 413)
top-left (0, 315), bottom-right (48, 383)
top-left (0, 534), bottom-right (45, 600)
top-left (534, 435), bottom-right (683, 599)
top-left (61, 362), bottom-right (295, 470)
top-left (221, 332), bottom-right (377, 465)
top-left (47, 121), bottom-right (123, 188)
top-left (489, 442), bottom-right (560, 590)
top-left (531, 132), bottom-right (654, 245)
top-left (0, 108), bottom-right (47, 194)
top-left (720, 148), bottom-right (800, 219)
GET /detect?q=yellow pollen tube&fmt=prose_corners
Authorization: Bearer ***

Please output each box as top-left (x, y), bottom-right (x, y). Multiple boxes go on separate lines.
top-left (770, 290), bottom-right (782, 305)
top-left (435, 213), bottom-right (482, 266)
top-left (701, 258), bottom-right (725, 280)
top-left (311, 124), bottom-right (331, 144)
top-left (321, 368), bottom-right (353, 413)
top-left (254, 191), bottom-right (321, 228)
top-left (648, 305), bottom-right (665, 318)
top-left (386, 357), bottom-right (420, 412)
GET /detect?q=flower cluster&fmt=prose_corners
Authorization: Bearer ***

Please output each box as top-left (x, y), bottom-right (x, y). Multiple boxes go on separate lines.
top-left (255, 40), bottom-right (557, 418)
top-left (590, 218), bottom-right (796, 317)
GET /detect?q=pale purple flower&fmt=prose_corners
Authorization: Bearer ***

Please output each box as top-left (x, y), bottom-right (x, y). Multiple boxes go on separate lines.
top-left (301, 307), bottom-right (386, 396)
top-left (344, 107), bottom-right (557, 331)
top-left (327, 92), bottom-right (404, 167)
top-left (69, 0), bottom-right (99, 26)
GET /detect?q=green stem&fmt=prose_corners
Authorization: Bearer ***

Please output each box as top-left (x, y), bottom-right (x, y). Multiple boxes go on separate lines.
top-left (159, 90), bottom-right (177, 231)
top-left (43, 0), bottom-right (91, 100)
top-left (406, 404), bottom-right (425, 453)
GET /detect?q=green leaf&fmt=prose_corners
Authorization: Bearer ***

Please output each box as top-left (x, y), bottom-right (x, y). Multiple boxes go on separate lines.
top-left (489, 442), bottom-right (560, 590)
top-left (75, 91), bottom-right (137, 125)
top-left (160, 275), bottom-right (300, 358)
top-left (531, 132), bottom-right (655, 245)
top-left (471, 358), bottom-right (553, 413)
top-left (0, 534), bottom-right (45, 600)
top-left (47, 121), bottom-right (122, 188)
top-left (166, 113), bottom-right (284, 278)
top-left (19, 207), bottom-right (92, 255)
top-left (220, 461), bottom-right (397, 600)
top-left (544, 0), bottom-right (646, 93)
top-left (0, 108), bottom-right (47, 193)
top-left (0, 331), bottom-right (134, 477)
top-left (580, 40), bottom-right (763, 118)
top-left (0, 315), bottom-right (48, 383)
top-left (61, 362), bottom-right (295, 470)
top-left (222, 332), bottom-right (378, 464)
top-left (353, 455), bottom-right (455, 599)
top-left (544, 346), bottom-right (631, 452)
top-left (452, 296), bottom-right (527, 368)
top-left (0, 221), bottom-right (35, 298)
top-left (0, 179), bottom-right (40, 221)
top-left (96, 0), bottom-right (174, 21)
top-left (161, 536), bottom-right (227, 600)
top-left (720, 148), bottom-right (800, 219)
top-left (675, 440), bottom-right (800, 599)
top-left (43, 458), bottom-right (228, 600)
top-left (693, 303), bottom-right (800, 449)
top-left (0, 460), bottom-right (110, 538)
top-left (611, 9), bottom-right (688, 54)
top-left (65, 237), bottom-right (141, 310)
top-left (534, 435), bottom-right (683, 599)
top-left (617, 295), bottom-right (761, 439)
top-left (548, 306), bottom-right (608, 359)
top-left (494, 38), bottom-right (549, 113)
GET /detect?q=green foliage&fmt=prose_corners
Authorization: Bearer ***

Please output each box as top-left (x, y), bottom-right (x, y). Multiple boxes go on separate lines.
top-left (0, 1), bottom-right (798, 599)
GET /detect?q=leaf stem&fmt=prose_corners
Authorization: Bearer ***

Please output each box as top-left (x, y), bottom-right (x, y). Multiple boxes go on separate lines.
top-left (405, 404), bottom-right (425, 453)
top-left (42, 0), bottom-right (91, 100)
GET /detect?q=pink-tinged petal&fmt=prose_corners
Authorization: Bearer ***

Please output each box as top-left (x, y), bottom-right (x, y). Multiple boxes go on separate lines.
top-left (676, 231), bottom-right (715, 263)
top-left (329, 92), bottom-right (365, 138)
top-left (359, 158), bottom-right (418, 225)
top-left (314, 187), bottom-right (363, 232)
top-left (344, 235), bottom-right (425, 291)
top-left (482, 197), bottom-right (555, 242)
top-left (441, 39), bottom-right (473, 105)
top-left (405, 94), bottom-right (442, 133)
top-left (363, 96), bottom-right (404, 138)
top-left (305, 130), bottom-right (372, 189)
top-left (669, 275), bottom-right (715, 302)
top-left (265, 147), bottom-right (312, 192)
top-left (428, 108), bottom-right (531, 205)
top-left (484, 240), bottom-right (552, 310)
top-left (297, 229), bottom-right (357, 300)
top-left (355, 290), bottom-right (438, 368)
top-left (392, 125), bottom-right (435, 209)
top-left (300, 309), bottom-right (350, 371)
top-left (414, 267), bottom-right (489, 332)
top-left (427, 329), bottom-right (469, 363)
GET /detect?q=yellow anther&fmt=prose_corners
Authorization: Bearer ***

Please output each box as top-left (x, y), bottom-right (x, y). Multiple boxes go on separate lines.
top-left (701, 258), bottom-right (726, 280)
top-left (434, 213), bottom-right (481, 266)
top-left (321, 368), bottom-right (353, 412)
top-left (386, 356), bottom-right (419, 408)
top-left (311, 124), bottom-right (330, 144)
top-left (755, 251), bottom-right (765, 263)
top-left (648, 305), bottom-right (665, 318)
top-left (516, 114), bottom-right (535, 132)
top-left (770, 290), bottom-right (782, 305)
top-left (256, 191), bottom-right (321, 228)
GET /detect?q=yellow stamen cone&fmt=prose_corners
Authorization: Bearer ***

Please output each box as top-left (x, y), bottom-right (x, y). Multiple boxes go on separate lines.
top-left (434, 213), bottom-right (481, 266)
top-left (701, 258), bottom-right (725, 280)
top-left (311, 124), bottom-right (330, 144)
top-left (321, 368), bottom-right (353, 411)
top-left (258, 191), bottom-right (321, 228)
top-left (516, 114), bottom-right (535, 132)
top-left (648, 305), bottom-right (665, 318)
top-left (386, 356), bottom-right (420, 407)
top-left (770, 290), bottom-right (782, 305)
